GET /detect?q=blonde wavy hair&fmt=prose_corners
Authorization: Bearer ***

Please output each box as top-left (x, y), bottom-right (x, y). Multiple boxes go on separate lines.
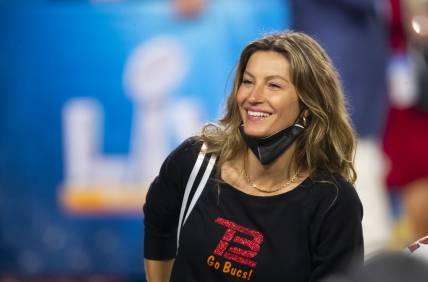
top-left (198, 31), bottom-right (357, 183)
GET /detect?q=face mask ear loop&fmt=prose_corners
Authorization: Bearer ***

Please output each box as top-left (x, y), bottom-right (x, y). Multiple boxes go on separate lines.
top-left (294, 110), bottom-right (307, 129)
top-left (302, 116), bottom-right (308, 127)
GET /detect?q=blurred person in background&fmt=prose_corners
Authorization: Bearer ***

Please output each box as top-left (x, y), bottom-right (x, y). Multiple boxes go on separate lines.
top-left (291, 0), bottom-right (387, 139)
top-left (173, 0), bottom-right (205, 18)
top-left (324, 252), bottom-right (428, 282)
top-left (383, 0), bottom-right (428, 244)
top-left (290, 0), bottom-right (392, 256)
top-left (143, 32), bottom-right (363, 282)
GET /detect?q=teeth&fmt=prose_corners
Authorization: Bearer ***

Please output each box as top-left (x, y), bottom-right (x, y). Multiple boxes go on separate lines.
top-left (248, 111), bottom-right (270, 117)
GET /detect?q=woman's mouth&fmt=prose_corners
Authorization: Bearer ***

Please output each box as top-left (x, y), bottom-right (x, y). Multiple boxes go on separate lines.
top-left (247, 110), bottom-right (271, 120)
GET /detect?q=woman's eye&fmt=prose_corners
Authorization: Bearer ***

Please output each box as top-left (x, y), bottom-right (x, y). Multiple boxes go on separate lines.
top-left (268, 83), bottom-right (281, 89)
top-left (242, 79), bottom-right (253, 85)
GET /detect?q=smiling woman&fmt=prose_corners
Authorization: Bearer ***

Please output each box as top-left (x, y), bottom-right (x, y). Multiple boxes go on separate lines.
top-left (143, 32), bottom-right (363, 282)
top-left (237, 51), bottom-right (300, 138)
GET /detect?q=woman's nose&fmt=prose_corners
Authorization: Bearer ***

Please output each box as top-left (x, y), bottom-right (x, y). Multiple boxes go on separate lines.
top-left (247, 84), bottom-right (265, 103)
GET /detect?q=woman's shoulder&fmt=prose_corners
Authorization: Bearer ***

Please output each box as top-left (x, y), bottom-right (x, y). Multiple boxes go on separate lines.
top-left (310, 170), bottom-right (356, 192)
top-left (166, 136), bottom-right (204, 166)
top-left (150, 137), bottom-right (204, 191)
top-left (174, 136), bottom-right (202, 154)
top-left (308, 171), bottom-right (362, 213)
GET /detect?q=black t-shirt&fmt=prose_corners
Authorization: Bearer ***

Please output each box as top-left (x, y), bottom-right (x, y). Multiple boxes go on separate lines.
top-left (144, 138), bottom-right (364, 282)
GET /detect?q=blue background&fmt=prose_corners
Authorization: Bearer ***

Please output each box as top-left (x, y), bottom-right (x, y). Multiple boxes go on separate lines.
top-left (0, 0), bottom-right (288, 274)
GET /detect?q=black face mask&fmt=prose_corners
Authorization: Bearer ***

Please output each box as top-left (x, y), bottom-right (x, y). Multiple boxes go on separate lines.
top-left (239, 118), bottom-right (305, 165)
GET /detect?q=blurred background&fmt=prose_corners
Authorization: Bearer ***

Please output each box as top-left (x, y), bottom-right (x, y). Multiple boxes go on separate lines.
top-left (1, 0), bottom-right (428, 281)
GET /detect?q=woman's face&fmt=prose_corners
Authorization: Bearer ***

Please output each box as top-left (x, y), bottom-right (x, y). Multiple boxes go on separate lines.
top-left (237, 51), bottom-right (300, 138)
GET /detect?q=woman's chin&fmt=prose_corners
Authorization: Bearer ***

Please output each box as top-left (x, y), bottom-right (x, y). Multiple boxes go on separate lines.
top-left (243, 129), bottom-right (269, 138)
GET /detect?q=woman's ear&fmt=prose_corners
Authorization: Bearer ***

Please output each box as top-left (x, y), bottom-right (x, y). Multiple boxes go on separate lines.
top-left (303, 109), bottom-right (310, 118)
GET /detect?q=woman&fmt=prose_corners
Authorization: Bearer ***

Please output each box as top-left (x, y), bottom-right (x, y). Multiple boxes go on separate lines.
top-left (144, 32), bottom-right (363, 282)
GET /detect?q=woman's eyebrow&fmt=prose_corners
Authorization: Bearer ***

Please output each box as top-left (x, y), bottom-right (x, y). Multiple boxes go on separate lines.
top-left (265, 75), bottom-right (288, 82)
top-left (243, 71), bottom-right (255, 78)
top-left (244, 71), bottom-right (289, 83)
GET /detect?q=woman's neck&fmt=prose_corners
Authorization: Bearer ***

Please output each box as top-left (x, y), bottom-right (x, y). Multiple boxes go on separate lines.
top-left (243, 143), bottom-right (298, 187)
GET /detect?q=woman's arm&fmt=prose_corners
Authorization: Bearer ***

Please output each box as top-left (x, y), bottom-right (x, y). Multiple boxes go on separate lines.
top-left (144, 259), bottom-right (175, 282)
top-left (309, 178), bottom-right (364, 281)
top-left (143, 138), bottom-right (201, 281)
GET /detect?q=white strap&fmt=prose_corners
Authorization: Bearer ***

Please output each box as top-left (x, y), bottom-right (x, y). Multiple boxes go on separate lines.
top-left (176, 143), bottom-right (207, 249)
top-left (183, 153), bottom-right (217, 224)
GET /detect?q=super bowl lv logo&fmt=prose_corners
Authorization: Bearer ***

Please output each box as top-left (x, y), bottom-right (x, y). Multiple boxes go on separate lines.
top-left (206, 217), bottom-right (263, 280)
